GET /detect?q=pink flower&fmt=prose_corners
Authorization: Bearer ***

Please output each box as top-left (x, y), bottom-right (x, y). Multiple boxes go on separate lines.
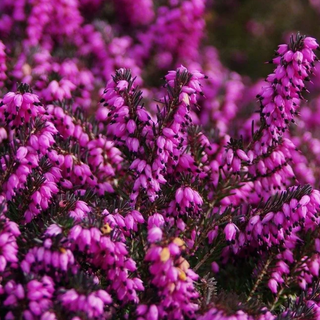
top-left (268, 278), bottom-right (278, 294)
top-left (148, 227), bottom-right (163, 243)
top-left (224, 223), bottom-right (238, 242)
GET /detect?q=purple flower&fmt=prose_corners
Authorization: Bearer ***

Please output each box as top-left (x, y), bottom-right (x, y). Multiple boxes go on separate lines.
top-left (20, 239), bottom-right (76, 277)
top-left (224, 223), bottom-right (239, 242)
top-left (147, 227), bottom-right (163, 243)
top-left (268, 278), bottom-right (278, 294)
top-left (0, 41), bottom-right (7, 87)
top-left (3, 276), bottom-right (55, 318)
top-left (257, 34), bottom-right (318, 143)
top-left (144, 237), bottom-right (199, 319)
top-left (0, 218), bottom-right (20, 272)
top-left (59, 288), bottom-right (111, 318)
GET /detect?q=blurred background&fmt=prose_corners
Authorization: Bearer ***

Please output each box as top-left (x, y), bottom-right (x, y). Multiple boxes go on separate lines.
top-left (207, 0), bottom-right (320, 80)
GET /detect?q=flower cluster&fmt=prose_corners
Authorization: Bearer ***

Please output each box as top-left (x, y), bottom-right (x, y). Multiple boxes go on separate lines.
top-left (257, 33), bottom-right (318, 143)
top-left (3, 276), bottom-right (55, 319)
top-left (1, 1), bottom-right (320, 319)
top-left (142, 234), bottom-right (199, 319)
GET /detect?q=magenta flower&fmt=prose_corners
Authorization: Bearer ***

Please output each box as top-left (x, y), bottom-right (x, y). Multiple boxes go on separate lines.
top-left (224, 223), bottom-right (239, 242)
top-left (3, 276), bottom-right (55, 318)
top-left (147, 227), bottom-right (163, 243)
top-left (0, 218), bottom-right (20, 272)
top-left (257, 34), bottom-right (318, 143)
top-left (144, 236), bottom-right (199, 319)
top-left (0, 1), bottom-right (320, 316)
top-left (268, 278), bottom-right (278, 294)
top-left (59, 288), bottom-right (112, 318)
top-left (0, 41), bottom-right (7, 87)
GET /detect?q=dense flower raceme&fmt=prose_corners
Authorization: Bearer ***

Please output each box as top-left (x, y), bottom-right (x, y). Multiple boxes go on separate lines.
top-left (67, 215), bottom-right (144, 304)
top-left (257, 34), bottom-right (318, 143)
top-left (3, 275), bottom-right (55, 319)
top-left (221, 186), bottom-right (320, 289)
top-left (0, 214), bottom-right (20, 273)
top-left (139, 234), bottom-right (199, 319)
top-left (97, 66), bottom-right (207, 207)
top-left (218, 34), bottom-right (320, 205)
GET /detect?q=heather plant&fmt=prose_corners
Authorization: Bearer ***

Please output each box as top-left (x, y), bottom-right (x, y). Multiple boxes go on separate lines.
top-left (1, 1), bottom-right (320, 320)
